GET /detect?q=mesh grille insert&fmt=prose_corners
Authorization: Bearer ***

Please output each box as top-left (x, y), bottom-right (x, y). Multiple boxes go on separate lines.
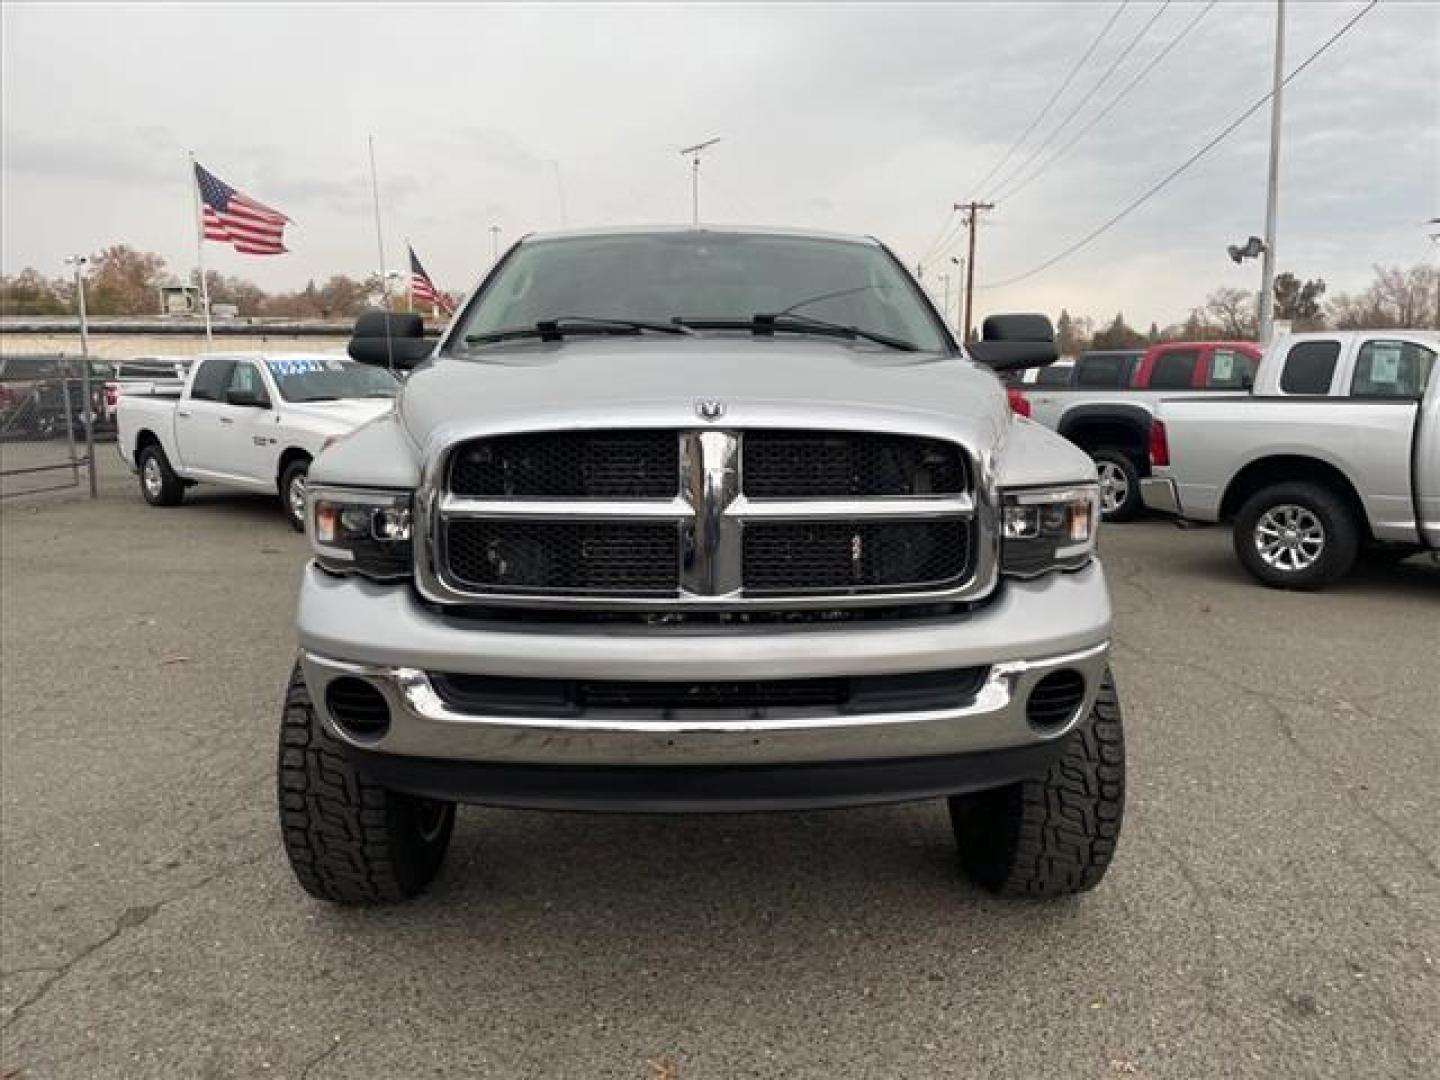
top-left (449, 431), bottom-right (677, 499)
top-left (444, 520), bottom-right (678, 594)
top-left (743, 520), bottom-right (970, 595)
top-left (744, 431), bottom-right (965, 498)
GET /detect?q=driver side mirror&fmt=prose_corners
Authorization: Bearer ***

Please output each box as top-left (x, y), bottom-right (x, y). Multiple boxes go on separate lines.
top-left (348, 310), bottom-right (434, 371)
top-left (965, 313), bottom-right (1058, 372)
top-left (225, 387), bottom-right (269, 408)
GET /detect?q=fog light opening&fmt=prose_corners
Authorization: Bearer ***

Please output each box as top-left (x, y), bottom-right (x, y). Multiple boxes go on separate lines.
top-left (325, 677), bottom-right (391, 738)
top-left (1026, 669), bottom-right (1086, 734)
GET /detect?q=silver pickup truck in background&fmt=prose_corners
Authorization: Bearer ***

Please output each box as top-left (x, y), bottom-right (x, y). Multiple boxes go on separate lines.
top-left (1016, 341), bottom-right (1262, 521)
top-left (1142, 330), bottom-right (1439, 589)
top-left (279, 226), bottom-right (1127, 906)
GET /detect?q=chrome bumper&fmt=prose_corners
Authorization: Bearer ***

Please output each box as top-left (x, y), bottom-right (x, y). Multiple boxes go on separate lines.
top-left (296, 561), bottom-right (1113, 768)
top-left (1140, 476), bottom-right (1180, 515)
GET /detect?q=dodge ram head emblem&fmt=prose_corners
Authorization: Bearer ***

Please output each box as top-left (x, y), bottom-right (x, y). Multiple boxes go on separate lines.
top-left (695, 399), bottom-right (726, 422)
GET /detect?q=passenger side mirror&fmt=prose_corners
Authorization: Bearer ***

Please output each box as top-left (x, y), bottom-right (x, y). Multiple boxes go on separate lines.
top-left (348, 310), bottom-right (434, 371)
top-left (225, 388), bottom-right (269, 408)
top-left (965, 313), bottom-right (1058, 372)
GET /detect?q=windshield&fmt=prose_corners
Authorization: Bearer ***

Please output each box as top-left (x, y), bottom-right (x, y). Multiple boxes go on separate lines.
top-left (264, 357), bottom-right (399, 403)
top-left (454, 232), bottom-right (950, 353)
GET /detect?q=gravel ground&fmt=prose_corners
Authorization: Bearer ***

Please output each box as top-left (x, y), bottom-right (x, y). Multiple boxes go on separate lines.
top-left (2, 452), bottom-right (1437, 1079)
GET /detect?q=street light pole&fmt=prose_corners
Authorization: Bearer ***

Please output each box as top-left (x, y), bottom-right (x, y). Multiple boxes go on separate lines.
top-left (490, 225), bottom-right (502, 264)
top-left (680, 138), bottom-right (721, 226)
top-left (64, 255), bottom-right (97, 498)
top-left (1257, 0), bottom-right (1286, 344)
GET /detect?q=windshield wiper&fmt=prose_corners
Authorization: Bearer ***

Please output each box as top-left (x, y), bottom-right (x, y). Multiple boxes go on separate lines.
top-left (673, 314), bottom-right (917, 352)
top-left (466, 316), bottom-right (695, 345)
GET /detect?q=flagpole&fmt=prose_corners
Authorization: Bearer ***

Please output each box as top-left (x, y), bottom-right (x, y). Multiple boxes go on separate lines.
top-left (188, 152), bottom-right (214, 343)
top-left (403, 237), bottom-right (413, 313)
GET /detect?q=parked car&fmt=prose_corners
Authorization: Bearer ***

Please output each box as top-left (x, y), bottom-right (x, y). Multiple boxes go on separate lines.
top-left (1141, 330), bottom-right (1438, 589)
top-left (277, 226), bottom-right (1126, 906)
top-left (0, 353), bottom-right (115, 440)
top-left (1014, 342), bottom-right (1262, 520)
top-left (102, 356), bottom-right (194, 422)
top-left (116, 352), bottom-right (399, 529)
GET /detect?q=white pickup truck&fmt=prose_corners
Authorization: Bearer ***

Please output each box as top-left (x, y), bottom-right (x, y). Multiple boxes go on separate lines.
top-left (117, 352), bottom-right (399, 529)
top-left (1141, 330), bottom-right (1439, 589)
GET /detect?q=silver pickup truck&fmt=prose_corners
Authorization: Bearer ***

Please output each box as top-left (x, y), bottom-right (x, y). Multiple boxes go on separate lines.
top-left (278, 226), bottom-right (1125, 905)
top-left (1142, 330), bottom-right (1439, 588)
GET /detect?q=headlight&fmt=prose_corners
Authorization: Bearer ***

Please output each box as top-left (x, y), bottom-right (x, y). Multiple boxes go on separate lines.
top-left (1000, 484), bottom-right (1099, 577)
top-left (309, 486), bottom-right (413, 580)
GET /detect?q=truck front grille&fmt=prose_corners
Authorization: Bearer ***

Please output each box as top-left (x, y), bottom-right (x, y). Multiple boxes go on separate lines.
top-left (432, 428), bottom-right (979, 606)
top-left (742, 520), bottom-right (970, 595)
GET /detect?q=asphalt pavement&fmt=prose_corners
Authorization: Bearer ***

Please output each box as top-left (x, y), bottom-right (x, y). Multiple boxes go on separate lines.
top-left (2, 450), bottom-right (1437, 1078)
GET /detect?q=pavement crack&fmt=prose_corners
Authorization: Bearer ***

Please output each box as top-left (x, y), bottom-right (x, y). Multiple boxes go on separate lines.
top-left (1158, 842), bottom-right (1227, 1019)
top-left (298, 1036), bottom-right (342, 1080)
top-left (1121, 642), bottom-right (1440, 882)
top-left (2, 852), bottom-right (266, 1033)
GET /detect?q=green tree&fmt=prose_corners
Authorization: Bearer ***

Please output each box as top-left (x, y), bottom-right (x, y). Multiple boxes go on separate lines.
top-left (1090, 312), bottom-right (1145, 350)
top-left (1272, 272), bottom-right (1326, 329)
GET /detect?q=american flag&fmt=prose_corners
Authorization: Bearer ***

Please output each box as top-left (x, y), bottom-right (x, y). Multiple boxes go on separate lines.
top-left (409, 246), bottom-right (454, 314)
top-left (194, 162), bottom-right (290, 255)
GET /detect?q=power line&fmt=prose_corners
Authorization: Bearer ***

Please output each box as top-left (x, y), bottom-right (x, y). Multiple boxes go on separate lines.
top-left (922, 0), bottom-right (1130, 270)
top-left (977, 0), bottom-right (1380, 292)
top-left (997, 1), bottom-right (1217, 204)
top-left (989, 0), bottom-right (1174, 202)
top-left (965, 1), bottom-right (1132, 203)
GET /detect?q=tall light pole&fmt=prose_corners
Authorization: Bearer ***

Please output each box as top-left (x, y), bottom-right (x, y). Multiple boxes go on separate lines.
top-left (680, 137), bottom-right (721, 226)
top-left (489, 225), bottom-right (502, 264)
top-left (939, 274), bottom-right (952, 330)
top-left (950, 255), bottom-right (965, 334)
top-left (63, 254), bottom-right (97, 498)
top-left (1257, 0), bottom-right (1286, 344)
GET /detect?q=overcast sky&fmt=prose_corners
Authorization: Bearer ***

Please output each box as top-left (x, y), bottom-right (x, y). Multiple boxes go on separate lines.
top-left (2, 1), bottom-right (1436, 326)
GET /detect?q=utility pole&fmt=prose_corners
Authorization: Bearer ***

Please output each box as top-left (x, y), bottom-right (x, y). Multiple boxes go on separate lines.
top-left (680, 137), bottom-right (721, 226)
top-left (1257, 0), bottom-right (1286, 344)
top-left (955, 201), bottom-right (994, 342)
top-left (63, 254), bottom-right (97, 499)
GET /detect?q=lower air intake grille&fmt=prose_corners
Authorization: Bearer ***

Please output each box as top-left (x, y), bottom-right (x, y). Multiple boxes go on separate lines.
top-left (1026, 669), bottom-right (1087, 731)
top-left (743, 520), bottom-right (970, 595)
top-left (444, 520), bottom-right (678, 594)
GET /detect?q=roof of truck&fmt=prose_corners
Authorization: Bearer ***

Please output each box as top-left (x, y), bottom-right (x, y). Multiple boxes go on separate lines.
top-left (517, 224), bottom-right (881, 246)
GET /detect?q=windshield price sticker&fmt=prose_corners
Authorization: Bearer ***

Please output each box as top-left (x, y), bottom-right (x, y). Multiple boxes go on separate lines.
top-left (268, 358), bottom-right (326, 376)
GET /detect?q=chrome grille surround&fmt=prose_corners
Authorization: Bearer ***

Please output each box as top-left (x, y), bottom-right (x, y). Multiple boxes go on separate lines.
top-left (415, 425), bottom-right (997, 610)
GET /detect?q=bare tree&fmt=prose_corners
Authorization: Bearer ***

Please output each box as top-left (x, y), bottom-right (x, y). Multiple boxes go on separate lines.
top-left (1203, 288), bottom-right (1257, 339)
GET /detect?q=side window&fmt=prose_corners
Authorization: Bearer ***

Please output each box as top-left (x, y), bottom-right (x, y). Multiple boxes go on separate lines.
top-left (189, 359), bottom-right (236, 402)
top-left (1350, 340), bottom-right (1436, 399)
top-left (226, 362), bottom-right (269, 403)
top-left (1207, 349), bottom-right (1256, 389)
top-left (1279, 340), bottom-right (1341, 395)
top-left (1148, 350), bottom-right (1199, 390)
top-left (1034, 365), bottom-right (1073, 387)
top-left (1075, 355), bottom-right (1127, 388)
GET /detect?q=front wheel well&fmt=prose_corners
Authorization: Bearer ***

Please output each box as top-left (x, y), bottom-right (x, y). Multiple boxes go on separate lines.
top-left (276, 448), bottom-right (312, 493)
top-left (1220, 456), bottom-right (1371, 538)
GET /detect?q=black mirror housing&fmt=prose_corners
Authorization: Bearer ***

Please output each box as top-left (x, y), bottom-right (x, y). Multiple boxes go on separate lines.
top-left (966, 313), bottom-right (1058, 372)
top-left (348, 310), bottom-right (433, 371)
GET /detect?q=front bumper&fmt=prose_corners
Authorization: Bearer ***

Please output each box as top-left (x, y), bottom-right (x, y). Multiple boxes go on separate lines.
top-left (296, 561), bottom-right (1112, 806)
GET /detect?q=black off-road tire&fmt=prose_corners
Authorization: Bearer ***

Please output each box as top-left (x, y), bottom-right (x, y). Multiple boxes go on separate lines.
top-left (1233, 481), bottom-right (1359, 591)
top-left (949, 670), bottom-right (1125, 897)
top-left (277, 663), bottom-right (456, 905)
top-left (137, 442), bottom-right (185, 506)
top-left (1091, 446), bottom-right (1144, 522)
top-left (279, 457), bottom-right (310, 532)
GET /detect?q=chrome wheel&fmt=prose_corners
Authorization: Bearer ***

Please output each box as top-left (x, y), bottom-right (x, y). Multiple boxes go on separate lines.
top-left (1254, 504), bottom-right (1325, 572)
top-left (142, 455), bottom-right (164, 500)
top-left (287, 472), bottom-right (307, 523)
top-left (1097, 460), bottom-right (1129, 515)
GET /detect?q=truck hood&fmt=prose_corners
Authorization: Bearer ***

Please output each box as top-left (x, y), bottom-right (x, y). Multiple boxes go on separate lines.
top-left (396, 337), bottom-right (1010, 455)
top-left (283, 398), bottom-right (395, 429)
